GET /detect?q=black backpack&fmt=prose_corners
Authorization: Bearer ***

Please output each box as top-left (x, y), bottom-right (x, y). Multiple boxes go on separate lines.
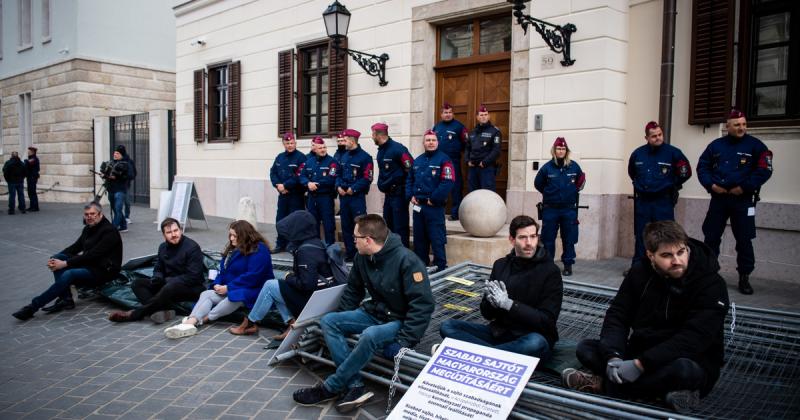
top-left (297, 242), bottom-right (350, 288)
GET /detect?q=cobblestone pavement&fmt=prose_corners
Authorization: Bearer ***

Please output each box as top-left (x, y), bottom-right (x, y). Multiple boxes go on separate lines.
top-left (0, 203), bottom-right (797, 419)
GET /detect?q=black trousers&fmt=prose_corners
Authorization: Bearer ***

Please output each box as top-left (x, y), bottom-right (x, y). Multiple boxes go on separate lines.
top-left (130, 278), bottom-right (203, 320)
top-left (576, 339), bottom-right (712, 399)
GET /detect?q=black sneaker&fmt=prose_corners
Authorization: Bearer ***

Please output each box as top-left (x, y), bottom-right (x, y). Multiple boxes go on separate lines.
top-left (562, 265), bottom-right (573, 276)
top-left (665, 389), bottom-right (700, 414)
top-left (335, 386), bottom-right (374, 414)
top-left (12, 305), bottom-right (36, 321)
top-left (293, 383), bottom-right (339, 406)
top-left (41, 298), bottom-right (76, 313)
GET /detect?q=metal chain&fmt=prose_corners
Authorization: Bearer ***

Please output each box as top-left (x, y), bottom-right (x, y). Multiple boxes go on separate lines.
top-left (386, 347), bottom-right (411, 414)
top-left (727, 301), bottom-right (737, 346)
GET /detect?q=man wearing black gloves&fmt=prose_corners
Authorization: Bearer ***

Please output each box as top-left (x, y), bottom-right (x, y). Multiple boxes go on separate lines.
top-left (293, 214), bottom-right (434, 414)
top-left (107, 218), bottom-right (205, 323)
top-left (13, 202), bottom-right (123, 320)
top-left (562, 221), bottom-right (729, 414)
top-left (439, 215), bottom-right (562, 358)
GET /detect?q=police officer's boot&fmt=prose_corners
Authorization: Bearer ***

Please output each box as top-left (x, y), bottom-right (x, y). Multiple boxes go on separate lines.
top-left (738, 274), bottom-right (754, 295)
top-left (562, 265), bottom-right (573, 277)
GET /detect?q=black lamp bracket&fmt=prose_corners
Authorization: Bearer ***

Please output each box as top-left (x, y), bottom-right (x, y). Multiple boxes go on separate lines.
top-left (332, 38), bottom-right (389, 86)
top-left (512, 7), bottom-right (576, 66)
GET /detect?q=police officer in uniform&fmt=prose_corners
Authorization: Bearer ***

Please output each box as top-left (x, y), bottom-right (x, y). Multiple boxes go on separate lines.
top-left (333, 131), bottom-right (347, 163)
top-left (466, 104), bottom-right (502, 192)
top-left (270, 132), bottom-right (307, 253)
top-left (336, 129), bottom-right (374, 261)
top-left (406, 129), bottom-right (455, 273)
top-left (534, 137), bottom-right (586, 276)
top-left (432, 102), bottom-right (468, 220)
top-left (301, 136), bottom-right (339, 246)
top-left (627, 121), bottom-right (692, 269)
top-left (697, 110), bottom-right (773, 295)
top-left (373, 123), bottom-right (414, 247)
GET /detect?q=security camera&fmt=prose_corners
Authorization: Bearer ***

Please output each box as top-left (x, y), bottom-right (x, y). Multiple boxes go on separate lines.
top-left (190, 37), bottom-right (207, 47)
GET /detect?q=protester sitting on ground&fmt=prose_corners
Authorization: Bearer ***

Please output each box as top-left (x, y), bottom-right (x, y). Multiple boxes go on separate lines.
top-left (12, 202), bottom-right (122, 320)
top-left (164, 220), bottom-right (273, 339)
top-left (561, 220), bottom-right (729, 414)
top-left (107, 217), bottom-right (205, 323)
top-left (230, 210), bottom-right (335, 338)
top-left (293, 214), bottom-right (435, 414)
top-left (437, 215), bottom-right (562, 359)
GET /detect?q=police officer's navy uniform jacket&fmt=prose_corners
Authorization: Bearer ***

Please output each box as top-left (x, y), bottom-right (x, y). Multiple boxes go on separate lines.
top-left (534, 159), bottom-right (586, 206)
top-left (333, 146), bottom-right (347, 166)
top-left (336, 146), bottom-right (373, 196)
top-left (697, 133), bottom-right (772, 195)
top-left (270, 150), bottom-right (307, 193)
top-left (599, 239), bottom-right (729, 396)
top-left (432, 119), bottom-right (468, 161)
top-left (376, 138), bottom-right (413, 196)
top-left (628, 144), bottom-right (692, 197)
top-left (481, 246), bottom-right (563, 348)
top-left (406, 150), bottom-right (455, 207)
top-left (466, 122), bottom-right (502, 166)
top-left (301, 154), bottom-right (338, 196)
top-left (337, 233), bottom-right (435, 348)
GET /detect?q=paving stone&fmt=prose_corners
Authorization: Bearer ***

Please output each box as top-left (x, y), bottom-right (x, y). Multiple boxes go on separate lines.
top-left (205, 391), bottom-right (241, 406)
top-left (97, 400), bottom-right (137, 415)
top-left (20, 408), bottom-right (62, 420)
top-left (60, 403), bottom-right (101, 419)
top-left (116, 387), bottom-right (156, 402)
top-left (289, 404), bottom-right (325, 419)
top-left (83, 391), bottom-right (120, 406)
top-left (241, 387), bottom-right (277, 403)
top-left (130, 397), bottom-right (173, 415)
top-left (66, 384), bottom-right (104, 398)
top-left (189, 403), bottom-right (228, 419)
top-left (101, 379), bottom-right (139, 393)
top-left (220, 379), bottom-right (257, 393)
top-left (156, 404), bottom-right (196, 419)
top-left (43, 395), bottom-right (82, 410)
top-left (253, 409), bottom-right (293, 420)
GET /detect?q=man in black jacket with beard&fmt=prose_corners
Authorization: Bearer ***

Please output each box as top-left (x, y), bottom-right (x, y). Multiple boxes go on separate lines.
top-left (107, 217), bottom-right (205, 323)
top-left (562, 220), bottom-right (729, 414)
top-left (13, 202), bottom-right (123, 320)
top-left (439, 215), bottom-right (562, 359)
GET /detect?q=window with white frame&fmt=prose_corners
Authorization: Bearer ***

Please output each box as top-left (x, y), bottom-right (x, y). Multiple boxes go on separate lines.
top-left (18, 0), bottom-right (32, 50)
top-left (41, 0), bottom-right (50, 43)
top-left (18, 93), bottom-right (32, 152)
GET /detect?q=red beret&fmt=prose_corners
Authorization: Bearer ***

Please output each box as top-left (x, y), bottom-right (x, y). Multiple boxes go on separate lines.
top-left (311, 136), bottom-right (325, 145)
top-left (371, 122), bottom-right (388, 132)
top-left (644, 121), bottom-right (660, 134)
top-left (442, 102), bottom-right (452, 110)
top-left (282, 132), bottom-right (295, 141)
top-left (27, 146), bottom-right (38, 152)
top-left (727, 109), bottom-right (745, 120)
top-left (336, 131), bottom-right (346, 139)
top-left (553, 137), bottom-right (568, 148)
top-left (477, 104), bottom-right (488, 113)
top-left (424, 129), bottom-right (436, 137)
top-left (342, 128), bottom-right (361, 140)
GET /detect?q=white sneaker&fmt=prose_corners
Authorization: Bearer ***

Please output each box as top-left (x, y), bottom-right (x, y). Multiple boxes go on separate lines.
top-left (126, 218), bottom-right (132, 224)
top-left (164, 323), bottom-right (197, 339)
top-left (431, 343), bottom-right (440, 355)
top-left (150, 310), bottom-right (175, 324)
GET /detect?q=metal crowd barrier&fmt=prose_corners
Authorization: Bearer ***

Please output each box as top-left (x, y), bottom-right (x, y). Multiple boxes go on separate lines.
top-left (281, 262), bottom-right (800, 419)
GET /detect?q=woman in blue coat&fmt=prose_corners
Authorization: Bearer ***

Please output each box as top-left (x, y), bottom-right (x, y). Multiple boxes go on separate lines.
top-left (165, 220), bottom-right (273, 338)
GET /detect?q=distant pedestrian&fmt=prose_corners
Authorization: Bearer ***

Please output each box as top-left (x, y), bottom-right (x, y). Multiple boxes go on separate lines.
top-left (3, 151), bottom-right (27, 215)
top-left (24, 146), bottom-right (40, 212)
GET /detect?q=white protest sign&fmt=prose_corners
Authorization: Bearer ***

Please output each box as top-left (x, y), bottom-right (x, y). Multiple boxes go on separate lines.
top-left (388, 338), bottom-right (538, 420)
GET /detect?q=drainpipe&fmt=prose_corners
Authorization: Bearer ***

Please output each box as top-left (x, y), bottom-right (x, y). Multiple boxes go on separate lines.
top-left (659, 0), bottom-right (677, 143)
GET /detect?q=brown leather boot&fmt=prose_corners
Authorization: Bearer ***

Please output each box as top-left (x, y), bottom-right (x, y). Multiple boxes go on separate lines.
top-left (229, 317), bottom-right (258, 335)
top-left (271, 318), bottom-right (295, 340)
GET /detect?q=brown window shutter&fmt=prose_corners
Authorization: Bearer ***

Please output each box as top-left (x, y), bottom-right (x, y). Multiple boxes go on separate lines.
top-left (229, 61), bottom-right (242, 141)
top-left (689, 0), bottom-right (734, 125)
top-left (328, 39), bottom-right (348, 135)
top-left (278, 50), bottom-right (294, 136)
top-left (193, 69), bottom-right (205, 143)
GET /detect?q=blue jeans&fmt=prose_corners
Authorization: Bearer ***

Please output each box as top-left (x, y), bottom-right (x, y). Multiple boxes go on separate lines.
top-left (124, 188), bottom-right (132, 219)
top-left (247, 279), bottom-right (292, 323)
top-left (7, 183), bottom-right (25, 212)
top-left (320, 308), bottom-right (402, 392)
top-left (31, 253), bottom-right (97, 309)
top-left (440, 319), bottom-right (551, 359)
top-left (111, 191), bottom-right (127, 230)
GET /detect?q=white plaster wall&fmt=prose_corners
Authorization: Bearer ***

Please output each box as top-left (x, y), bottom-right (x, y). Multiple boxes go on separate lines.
top-left (0, 0), bottom-right (78, 79)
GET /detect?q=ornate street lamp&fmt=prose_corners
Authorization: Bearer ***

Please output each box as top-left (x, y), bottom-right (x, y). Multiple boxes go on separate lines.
top-left (323, 1), bottom-right (390, 86)
top-left (507, 0), bottom-right (577, 66)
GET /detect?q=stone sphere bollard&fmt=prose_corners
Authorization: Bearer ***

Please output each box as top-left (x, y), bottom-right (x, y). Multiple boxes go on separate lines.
top-left (237, 196), bottom-right (258, 229)
top-left (458, 189), bottom-right (507, 237)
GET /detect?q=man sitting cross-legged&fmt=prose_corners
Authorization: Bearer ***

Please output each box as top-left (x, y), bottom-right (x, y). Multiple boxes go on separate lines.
top-left (292, 214), bottom-right (435, 414)
top-left (108, 217), bottom-right (205, 323)
top-left (562, 220), bottom-right (729, 414)
top-left (438, 215), bottom-right (562, 359)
